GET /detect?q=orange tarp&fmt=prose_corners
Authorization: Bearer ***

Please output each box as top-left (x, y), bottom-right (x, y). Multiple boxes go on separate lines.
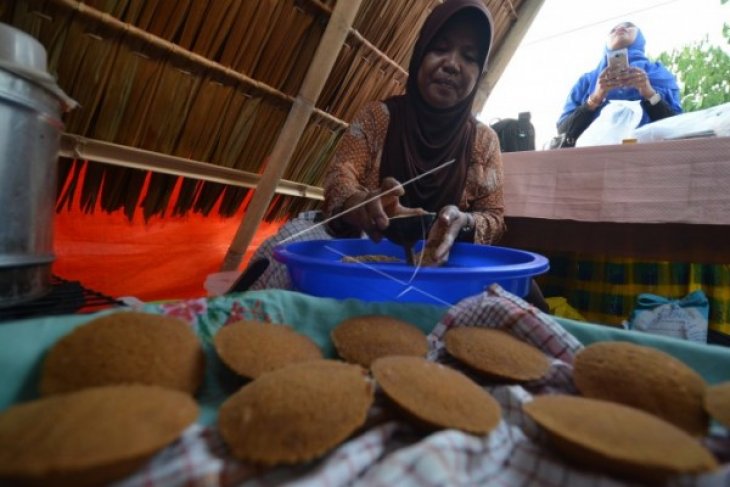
top-left (52, 169), bottom-right (282, 302)
top-left (53, 210), bottom-right (281, 302)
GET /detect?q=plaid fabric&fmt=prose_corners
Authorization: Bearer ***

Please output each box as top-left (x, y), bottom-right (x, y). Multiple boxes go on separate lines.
top-left (539, 252), bottom-right (730, 335)
top-left (113, 286), bottom-right (730, 487)
top-left (247, 211), bottom-right (332, 291)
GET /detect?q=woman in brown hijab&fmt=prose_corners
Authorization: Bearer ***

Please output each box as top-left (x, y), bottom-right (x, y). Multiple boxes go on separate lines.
top-left (238, 0), bottom-right (532, 303)
top-left (323, 0), bottom-right (505, 265)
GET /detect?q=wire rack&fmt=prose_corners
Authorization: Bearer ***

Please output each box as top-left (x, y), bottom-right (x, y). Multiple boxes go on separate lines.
top-left (0, 275), bottom-right (125, 323)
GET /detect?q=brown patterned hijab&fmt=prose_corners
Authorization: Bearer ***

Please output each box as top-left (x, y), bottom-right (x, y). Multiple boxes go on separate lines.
top-left (380, 0), bottom-right (493, 212)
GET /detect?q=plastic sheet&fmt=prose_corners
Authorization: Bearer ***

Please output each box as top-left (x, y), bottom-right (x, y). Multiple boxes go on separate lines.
top-left (632, 102), bottom-right (730, 142)
top-left (575, 99), bottom-right (643, 147)
top-left (53, 208), bottom-right (281, 302)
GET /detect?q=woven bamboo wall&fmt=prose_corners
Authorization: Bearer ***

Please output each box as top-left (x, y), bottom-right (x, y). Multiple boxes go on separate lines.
top-left (2, 0), bottom-right (526, 221)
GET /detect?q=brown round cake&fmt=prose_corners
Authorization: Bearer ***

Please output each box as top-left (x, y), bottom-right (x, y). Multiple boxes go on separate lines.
top-left (218, 360), bottom-right (373, 465)
top-left (573, 341), bottom-right (708, 436)
top-left (705, 381), bottom-right (730, 428)
top-left (444, 327), bottom-right (550, 382)
top-left (40, 312), bottom-right (205, 396)
top-left (0, 384), bottom-right (198, 487)
top-left (371, 355), bottom-right (501, 434)
top-left (524, 395), bottom-right (717, 482)
top-left (214, 320), bottom-right (322, 379)
top-left (331, 315), bottom-right (428, 368)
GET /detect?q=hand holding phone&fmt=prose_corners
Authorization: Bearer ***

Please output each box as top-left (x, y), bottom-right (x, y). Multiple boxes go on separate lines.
top-left (607, 48), bottom-right (629, 76)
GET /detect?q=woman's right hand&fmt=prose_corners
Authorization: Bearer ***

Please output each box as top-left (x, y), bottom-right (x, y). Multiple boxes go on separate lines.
top-left (342, 177), bottom-right (426, 241)
top-left (420, 205), bottom-right (469, 266)
top-left (588, 68), bottom-right (618, 109)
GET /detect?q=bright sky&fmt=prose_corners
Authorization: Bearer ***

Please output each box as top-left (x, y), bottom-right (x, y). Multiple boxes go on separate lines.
top-left (478, 0), bottom-right (730, 149)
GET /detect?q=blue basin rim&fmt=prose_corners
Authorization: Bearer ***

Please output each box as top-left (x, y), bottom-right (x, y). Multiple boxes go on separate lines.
top-left (273, 239), bottom-right (549, 279)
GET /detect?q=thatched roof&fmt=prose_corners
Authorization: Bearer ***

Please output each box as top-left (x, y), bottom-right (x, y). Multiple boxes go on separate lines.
top-left (2, 0), bottom-right (541, 223)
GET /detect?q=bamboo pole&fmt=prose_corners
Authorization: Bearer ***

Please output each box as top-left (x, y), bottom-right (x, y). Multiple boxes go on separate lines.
top-left (58, 133), bottom-right (325, 200)
top-left (220, 0), bottom-right (363, 271)
top-left (229, 0), bottom-right (407, 95)
top-left (473, 0), bottom-right (545, 112)
top-left (303, 0), bottom-right (407, 77)
top-left (350, 28), bottom-right (407, 77)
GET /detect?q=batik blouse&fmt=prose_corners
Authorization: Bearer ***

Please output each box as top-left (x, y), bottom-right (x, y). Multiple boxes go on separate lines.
top-left (323, 101), bottom-right (506, 245)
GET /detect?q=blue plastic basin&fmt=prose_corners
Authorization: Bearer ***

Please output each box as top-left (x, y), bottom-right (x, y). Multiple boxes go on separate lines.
top-left (273, 239), bottom-right (549, 306)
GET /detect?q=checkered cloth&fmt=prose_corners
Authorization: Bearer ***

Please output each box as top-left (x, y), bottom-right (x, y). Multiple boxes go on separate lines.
top-left (117, 286), bottom-right (730, 487)
top-left (246, 211), bottom-right (332, 292)
top-left (540, 252), bottom-right (730, 335)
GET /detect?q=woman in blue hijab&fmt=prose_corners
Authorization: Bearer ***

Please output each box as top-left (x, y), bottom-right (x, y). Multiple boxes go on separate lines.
top-left (555, 22), bottom-right (682, 147)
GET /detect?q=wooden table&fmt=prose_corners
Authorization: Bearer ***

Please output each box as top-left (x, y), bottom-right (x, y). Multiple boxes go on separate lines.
top-left (499, 137), bottom-right (730, 264)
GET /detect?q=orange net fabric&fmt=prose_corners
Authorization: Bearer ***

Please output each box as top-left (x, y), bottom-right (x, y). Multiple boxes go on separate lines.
top-left (54, 210), bottom-right (281, 302)
top-left (53, 171), bottom-right (282, 302)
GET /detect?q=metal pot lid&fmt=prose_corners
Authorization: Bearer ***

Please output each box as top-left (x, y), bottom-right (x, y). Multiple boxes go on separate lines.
top-left (0, 22), bottom-right (48, 72)
top-left (0, 22), bottom-right (77, 111)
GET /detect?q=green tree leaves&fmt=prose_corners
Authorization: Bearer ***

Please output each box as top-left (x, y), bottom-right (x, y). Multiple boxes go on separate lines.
top-left (657, 9), bottom-right (730, 112)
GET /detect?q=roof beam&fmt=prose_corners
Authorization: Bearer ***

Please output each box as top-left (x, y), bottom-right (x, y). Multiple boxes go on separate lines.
top-left (473, 0), bottom-right (545, 112)
top-left (58, 134), bottom-right (324, 200)
top-left (220, 0), bottom-right (363, 271)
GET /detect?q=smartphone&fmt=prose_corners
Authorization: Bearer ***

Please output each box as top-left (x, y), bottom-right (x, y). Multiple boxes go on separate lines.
top-left (607, 48), bottom-right (629, 75)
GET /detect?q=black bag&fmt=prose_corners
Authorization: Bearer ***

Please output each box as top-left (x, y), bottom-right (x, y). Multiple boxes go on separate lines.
top-left (547, 133), bottom-right (576, 149)
top-left (490, 111), bottom-right (535, 152)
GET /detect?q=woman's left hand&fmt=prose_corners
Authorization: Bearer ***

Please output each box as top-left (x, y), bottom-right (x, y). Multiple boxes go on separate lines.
top-left (620, 66), bottom-right (655, 98)
top-left (422, 206), bottom-right (470, 266)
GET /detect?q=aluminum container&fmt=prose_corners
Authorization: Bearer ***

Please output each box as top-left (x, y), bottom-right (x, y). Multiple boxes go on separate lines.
top-left (0, 23), bottom-right (66, 307)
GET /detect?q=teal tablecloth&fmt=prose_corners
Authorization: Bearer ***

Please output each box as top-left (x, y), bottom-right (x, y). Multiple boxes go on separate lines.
top-left (1, 290), bottom-right (729, 425)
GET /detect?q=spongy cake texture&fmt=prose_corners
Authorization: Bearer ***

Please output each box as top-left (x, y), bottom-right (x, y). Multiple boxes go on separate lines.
top-left (40, 312), bottom-right (205, 396)
top-left (524, 395), bottom-right (717, 482)
top-left (371, 355), bottom-right (501, 434)
top-left (0, 384), bottom-right (198, 487)
top-left (218, 360), bottom-right (373, 465)
top-left (445, 327), bottom-right (550, 381)
top-left (574, 341), bottom-right (708, 436)
top-left (331, 315), bottom-right (428, 367)
top-left (704, 381), bottom-right (730, 428)
top-left (214, 320), bottom-right (323, 379)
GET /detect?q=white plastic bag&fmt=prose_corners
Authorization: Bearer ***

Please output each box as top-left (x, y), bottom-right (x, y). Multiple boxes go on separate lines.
top-left (204, 270), bottom-right (240, 296)
top-left (631, 101), bottom-right (730, 142)
top-left (575, 99), bottom-right (643, 147)
top-left (625, 290), bottom-right (709, 343)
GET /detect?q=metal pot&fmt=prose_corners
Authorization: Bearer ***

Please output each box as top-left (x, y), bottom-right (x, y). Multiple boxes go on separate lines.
top-left (0, 23), bottom-right (70, 307)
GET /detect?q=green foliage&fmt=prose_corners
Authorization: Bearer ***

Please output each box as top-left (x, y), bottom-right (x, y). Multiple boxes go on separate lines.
top-left (657, 20), bottom-right (730, 112)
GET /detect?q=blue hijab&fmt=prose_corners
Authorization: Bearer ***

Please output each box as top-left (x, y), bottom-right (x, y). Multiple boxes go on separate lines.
top-left (557, 27), bottom-right (682, 127)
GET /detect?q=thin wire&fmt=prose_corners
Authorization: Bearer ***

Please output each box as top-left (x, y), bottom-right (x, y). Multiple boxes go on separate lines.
top-left (523, 0), bottom-right (682, 47)
top-left (407, 219), bottom-right (429, 283)
top-left (278, 157), bottom-right (456, 305)
top-left (280, 158), bottom-right (456, 244)
top-left (323, 245), bottom-right (453, 307)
